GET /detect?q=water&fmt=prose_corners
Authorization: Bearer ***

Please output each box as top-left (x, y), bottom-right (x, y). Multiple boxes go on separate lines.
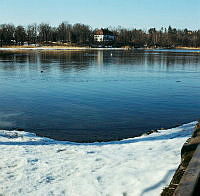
top-left (0, 49), bottom-right (200, 142)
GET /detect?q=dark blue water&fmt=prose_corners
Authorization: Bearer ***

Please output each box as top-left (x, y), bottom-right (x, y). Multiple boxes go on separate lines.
top-left (0, 49), bottom-right (200, 142)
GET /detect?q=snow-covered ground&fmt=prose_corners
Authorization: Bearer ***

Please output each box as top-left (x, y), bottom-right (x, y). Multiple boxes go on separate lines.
top-left (0, 122), bottom-right (196, 196)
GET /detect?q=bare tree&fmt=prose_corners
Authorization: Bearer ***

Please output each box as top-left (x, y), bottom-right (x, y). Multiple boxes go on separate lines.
top-left (14, 25), bottom-right (27, 45)
top-left (27, 24), bottom-right (37, 45)
top-left (0, 24), bottom-right (15, 46)
top-left (38, 23), bottom-right (52, 43)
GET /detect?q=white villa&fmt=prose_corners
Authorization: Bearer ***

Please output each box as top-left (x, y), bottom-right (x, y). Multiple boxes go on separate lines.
top-left (94, 28), bottom-right (115, 42)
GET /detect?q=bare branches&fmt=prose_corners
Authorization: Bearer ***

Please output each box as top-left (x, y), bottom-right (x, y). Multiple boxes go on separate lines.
top-left (0, 22), bottom-right (199, 48)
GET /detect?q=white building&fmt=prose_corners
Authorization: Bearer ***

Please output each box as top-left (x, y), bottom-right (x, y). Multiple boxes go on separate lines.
top-left (94, 29), bottom-right (115, 42)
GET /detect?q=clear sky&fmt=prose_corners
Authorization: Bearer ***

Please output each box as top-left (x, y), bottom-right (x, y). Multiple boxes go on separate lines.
top-left (1, 0), bottom-right (200, 30)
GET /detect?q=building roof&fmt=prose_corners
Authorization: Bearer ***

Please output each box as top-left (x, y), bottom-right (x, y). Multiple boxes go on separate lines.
top-left (95, 28), bottom-right (114, 36)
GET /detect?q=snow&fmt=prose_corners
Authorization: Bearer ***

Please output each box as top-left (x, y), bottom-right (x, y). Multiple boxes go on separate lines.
top-left (0, 121), bottom-right (196, 196)
top-left (0, 47), bottom-right (126, 51)
top-left (0, 47), bottom-right (88, 51)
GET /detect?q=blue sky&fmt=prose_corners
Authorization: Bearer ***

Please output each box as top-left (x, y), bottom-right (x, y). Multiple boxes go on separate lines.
top-left (1, 0), bottom-right (200, 30)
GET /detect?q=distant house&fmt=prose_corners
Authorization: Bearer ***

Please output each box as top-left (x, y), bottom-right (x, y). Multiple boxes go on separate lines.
top-left (94, 28), bottom-right (115, 42)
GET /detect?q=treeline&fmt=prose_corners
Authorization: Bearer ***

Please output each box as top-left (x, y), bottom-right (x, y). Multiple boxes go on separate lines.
top-left (0, 22), bottom-right (92, 46)
top-left (0, 22), bottom-right (200, 48)
top-left (114, 26), bottom-right (200, 48)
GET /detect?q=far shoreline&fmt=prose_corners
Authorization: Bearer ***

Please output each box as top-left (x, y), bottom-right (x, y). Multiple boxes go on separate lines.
top-left (0, 46), bottom-right (200, 52)
top-left (0, 45), bottom-right (128, 51)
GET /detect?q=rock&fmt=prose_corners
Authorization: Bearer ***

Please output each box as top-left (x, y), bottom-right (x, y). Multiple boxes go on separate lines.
top-left (192, 123), bottom-right (200, 137)
top-left (16, 128), bottom-right (24, 131)
top-left (145, 130), bottom-right (159, 135)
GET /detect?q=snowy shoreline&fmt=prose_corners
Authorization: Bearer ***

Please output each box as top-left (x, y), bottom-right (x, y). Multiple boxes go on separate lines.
top-left (0, 121), bottom-right (196, 196)
top-left (0, 47), bottom-right (127, 51)
top-left (0, 47), bottom-right (200, 52)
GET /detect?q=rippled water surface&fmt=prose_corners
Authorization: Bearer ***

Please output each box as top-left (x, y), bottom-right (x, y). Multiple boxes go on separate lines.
top-left (0, 49), bottom-right (200, 142)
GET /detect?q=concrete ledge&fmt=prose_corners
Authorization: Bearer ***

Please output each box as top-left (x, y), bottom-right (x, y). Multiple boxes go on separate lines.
top-left (181, 137), bottom-right (200, 157)
top-left (173, 144), bottom-right (200, 196)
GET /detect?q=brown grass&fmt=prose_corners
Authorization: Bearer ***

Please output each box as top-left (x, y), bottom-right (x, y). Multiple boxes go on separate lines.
top-left (176, 47), bottom-right (200, 50)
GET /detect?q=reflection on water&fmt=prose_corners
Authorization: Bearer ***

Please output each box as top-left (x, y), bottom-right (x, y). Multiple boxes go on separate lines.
top-left (0, 50), bottom-right (200, 142)
top-left (1, 50), bottom-right (200, 72)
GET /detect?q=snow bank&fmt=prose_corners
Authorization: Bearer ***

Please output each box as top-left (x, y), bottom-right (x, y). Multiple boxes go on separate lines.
top-left (0, 122), bottom-right (196, 196)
